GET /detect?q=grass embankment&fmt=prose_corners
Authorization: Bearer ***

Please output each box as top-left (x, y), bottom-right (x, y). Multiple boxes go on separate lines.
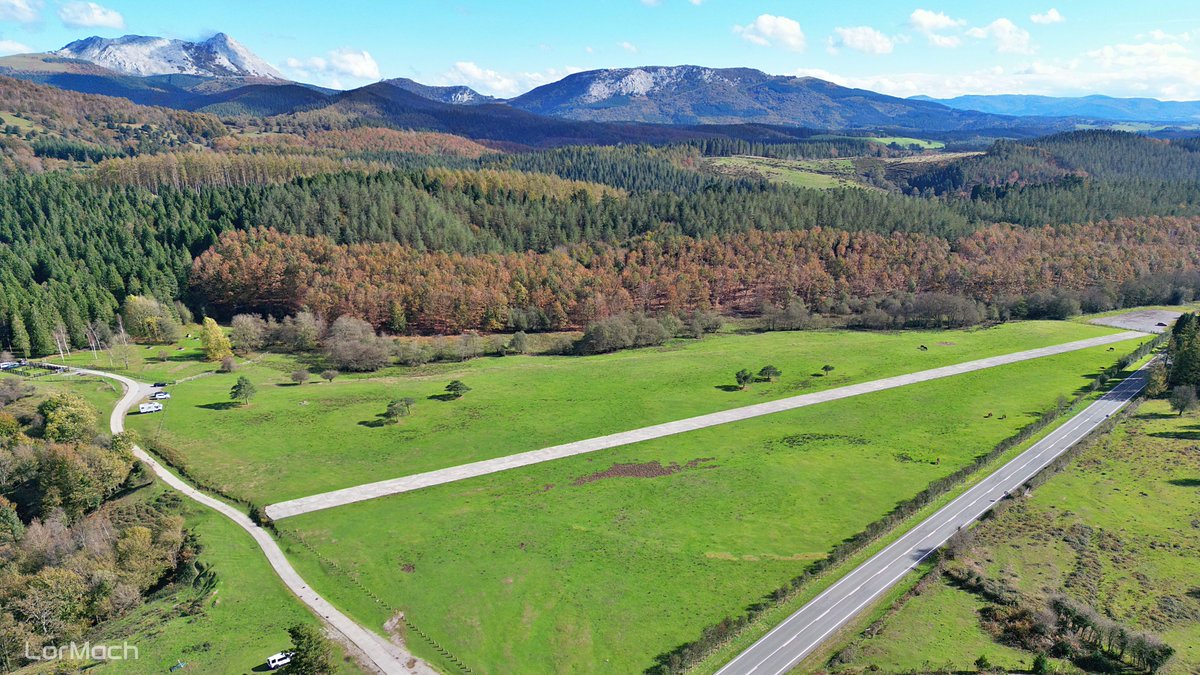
top-left (828, 398), bottom-right (1200, 673)
top-left (276, 340), bottom-right (1144, 674)
top-left (123, 321), bottom-right (1125, 504)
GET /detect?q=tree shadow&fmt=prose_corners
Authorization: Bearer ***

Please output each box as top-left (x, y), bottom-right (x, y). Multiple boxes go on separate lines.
top-left (1139, 411), bottom-right (1182, 420)
top-left (713, 384), bottom-right (743, 392)
top-left (197, 401), bottom-right (239, 411)
top-left (275, 382), bottom-right (302, 387)
top-left (1149, 430), bottom-right (1200, 440)
top-left (358, 419), bottom-right (388, 428)
top-left (427, 393), bottom-right (459, 401)
top-left (1168, 478), bottom-right (1200, 487)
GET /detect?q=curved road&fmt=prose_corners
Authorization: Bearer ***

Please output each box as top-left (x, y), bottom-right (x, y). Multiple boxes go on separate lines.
top-left (267, 331), bottom-right (1145, 520)
top-left (716, 360), bottom-right (1153, 675)
top-left (80, 367), bottom-right (433, 675)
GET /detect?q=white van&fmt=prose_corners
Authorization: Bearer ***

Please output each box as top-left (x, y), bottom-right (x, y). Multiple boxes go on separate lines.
top-left (267, 652), bottom-right (293, 669)
top-left (138, 402), bottom-right (163, 414)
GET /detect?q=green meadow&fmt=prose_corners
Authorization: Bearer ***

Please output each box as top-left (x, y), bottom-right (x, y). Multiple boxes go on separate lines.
top-left (829, 398), bottom-right (1200, 673)
top-left (276, 341), bottom-right (1143, 674)
top-left (122, 321), bottom-right (1126, 504)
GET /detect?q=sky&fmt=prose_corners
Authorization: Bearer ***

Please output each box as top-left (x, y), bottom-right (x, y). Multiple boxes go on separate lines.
top-left (1, 0), bottom-right (1199, 100)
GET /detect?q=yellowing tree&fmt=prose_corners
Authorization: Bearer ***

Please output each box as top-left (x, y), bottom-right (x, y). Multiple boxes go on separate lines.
top-left (200, 317), bottom-right (233, 362)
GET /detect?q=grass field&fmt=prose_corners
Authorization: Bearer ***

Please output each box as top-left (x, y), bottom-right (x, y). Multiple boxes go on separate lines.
top-left (122, 321), bottom-right (1127, 504)
top-left (828, 398), bottom-right (1200, 673)
top-left (52, 326), bottom-right (233, 385)
top-left (275, 341), bottom-right (1144, 674)
top-left (704, 155), bottom-right (867, 189)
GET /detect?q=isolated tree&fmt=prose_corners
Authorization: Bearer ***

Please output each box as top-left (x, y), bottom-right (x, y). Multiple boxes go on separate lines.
top-left (821, 364), bottom-right (835, 376)
top-left (1169, 385), bottom-right (1197, 416)
top-left (291, 370), bottom-right (310, 386)
top-left (320, 369), bottom-right (338, 383)
top-left (508, 331), bottom-right (528, 354)
top-left (219, 355), bottom-right (237, 373)
top-left (758, 365), bottom-right (781, 382)
top-left (735, 369), bottom-right (754, 390)
top-left (284, 622), bottom-right (334, 675)
top-left (230, 376), bottom-right (257, 405)
top-left (445, 380), bottom-right (471, 399)
top-left (383, 397), bottom-right (416, 424)
top-left (199, 317), bottom-right (233, 362)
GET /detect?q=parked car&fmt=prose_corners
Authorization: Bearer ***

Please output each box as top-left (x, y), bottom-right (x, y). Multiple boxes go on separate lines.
top-left (0, 362), bottom-right (19, 370)
top-left (151, 391), bottom-right (171, 400)
top-left (138, 402), bottom-right (163, 414)
top-left (266, 652), bottom-right (293, 670)
top-left (153, 382), bottom-right (169, 387)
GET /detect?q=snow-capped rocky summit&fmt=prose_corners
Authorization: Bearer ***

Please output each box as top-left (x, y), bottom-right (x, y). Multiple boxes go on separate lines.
top-left (54, 33), bottom-right (282, 79)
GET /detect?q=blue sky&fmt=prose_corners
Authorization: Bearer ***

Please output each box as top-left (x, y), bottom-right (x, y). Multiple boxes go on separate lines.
top-left (2, 0), bottom-right (1199, 99)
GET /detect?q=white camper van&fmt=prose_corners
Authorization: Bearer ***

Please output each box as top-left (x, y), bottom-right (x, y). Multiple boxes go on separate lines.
top-left (267, 652), bottom-right (293, 669)
top-left (139, 402), bottom-right (163, 414)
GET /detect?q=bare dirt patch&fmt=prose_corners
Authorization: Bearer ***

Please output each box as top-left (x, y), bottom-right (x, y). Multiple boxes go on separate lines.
top-left (572, 457), bottom-right (716, 485)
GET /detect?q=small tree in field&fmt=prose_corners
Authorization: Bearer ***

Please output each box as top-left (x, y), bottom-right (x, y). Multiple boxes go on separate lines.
top-left (230, 376), bottom-right (257, 405)
top-left (219, 355), bottom-right (236, 373)
top-left (320, 369), bottom-right (338, 383)
top-left (1170, 385), bottom-right (1197, 416)
top-left (445, 380), bottom-right (471, 399)
top-left (821, 364), bottom-right (835, 376)
top-left (735, 369), bottom-right (753, 390)
top-left (383, 397), bottom-right (416, 424)
top-left (200, 317), bottom-right (233, 362)
top-left (758, 365), bottom-right (781, 382)
top-left (508, 331), bottom-right (529, 354)
top-left (291, 370), bottom-right (310, 386)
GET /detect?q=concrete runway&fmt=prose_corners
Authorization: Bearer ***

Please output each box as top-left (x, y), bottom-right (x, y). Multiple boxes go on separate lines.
top-left (266, 330), bottom-right (1145, 520)
top-left (716, 361), bottom-right (1153, 675)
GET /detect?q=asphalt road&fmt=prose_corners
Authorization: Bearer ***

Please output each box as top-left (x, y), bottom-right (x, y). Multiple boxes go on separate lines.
top-left (267, 331), bottom-right (1145, 520)
top-left (716, 360), bottom-right (1154, 675)
top-left (77, 367), bottom-right (433, 675)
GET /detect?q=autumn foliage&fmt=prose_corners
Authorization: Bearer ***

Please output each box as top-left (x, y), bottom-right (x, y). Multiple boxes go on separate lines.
top-left (190, 217), bottom-right (1200, 334)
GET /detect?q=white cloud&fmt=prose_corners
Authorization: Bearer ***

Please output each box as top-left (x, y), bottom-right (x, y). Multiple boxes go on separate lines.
top-left (440, 61), bottom-right (583, 97)
top-left (619, 40), bottom-right (638, 53)
top-left (734, 14), bottom-right (805, 51)
top-left (909, 9), bottom-right (964, 47)
top-left (793, 32), bottom-right (1200, 101)
top-left (1030, 8), bottom-right (1064, 25)
top-left (58, 1), bottom-right (124, 29)
top-left (828, 26), bottom-right (894, 55)
top-left (0, 38), bottom-right (29, 53)
top-left (285, 48), bottom-right (380, 88)
top-left (0, 0), bottom-right (39, 23)
top-left (967, 18), bottom-right (1033, 54)
top-left (1140, 29), bottom-right (1190, 43)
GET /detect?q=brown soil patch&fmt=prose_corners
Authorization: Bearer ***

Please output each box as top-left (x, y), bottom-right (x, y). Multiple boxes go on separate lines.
top-left (572, 457), bottom-right (716, 485)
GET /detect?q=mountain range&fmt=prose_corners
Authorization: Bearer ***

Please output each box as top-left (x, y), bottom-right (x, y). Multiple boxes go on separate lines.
top-left (0, 32), bottom-right (1196, 147)
top-left (911, 94), bottom-right (1200, 124)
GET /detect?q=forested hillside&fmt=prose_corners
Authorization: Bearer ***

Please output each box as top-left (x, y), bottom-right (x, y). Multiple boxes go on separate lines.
top-left (1, 78), bottom-right (1200, 357)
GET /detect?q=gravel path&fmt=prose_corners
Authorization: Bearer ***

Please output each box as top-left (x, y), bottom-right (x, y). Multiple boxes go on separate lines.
top-left (266, 330), bottom-right (1146, 520)
top-left (79, 367), bottom-right (434, 675)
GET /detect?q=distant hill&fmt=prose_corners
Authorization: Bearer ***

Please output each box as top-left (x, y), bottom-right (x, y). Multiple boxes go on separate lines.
top-left (912, 94), bottom-right (1200, 124)
top-left (507, 65), bottom-right (1052, 132)
top-left (382, 78), bottom-right (494, 105)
